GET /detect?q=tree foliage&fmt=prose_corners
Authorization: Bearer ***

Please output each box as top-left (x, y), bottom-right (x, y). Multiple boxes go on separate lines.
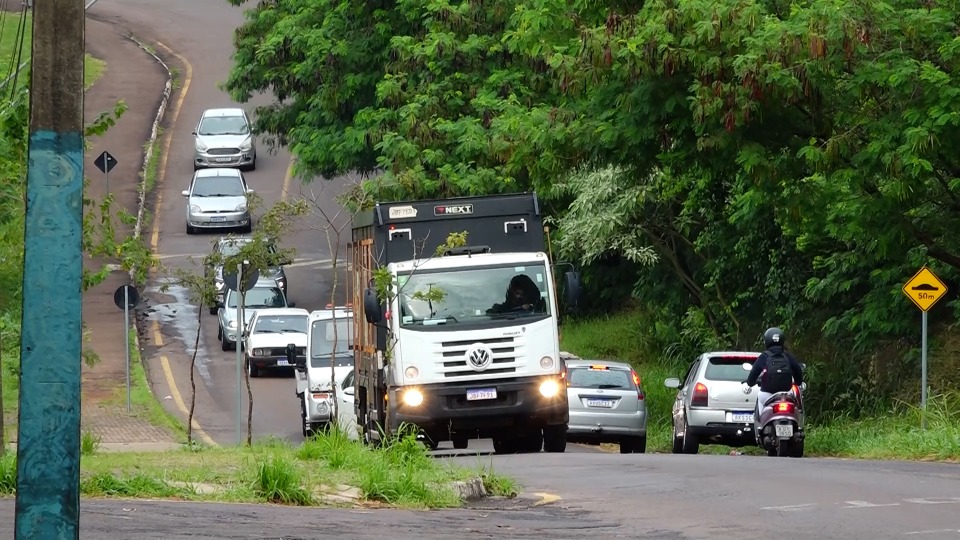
top-left (225, 0), bottom-right (960, 411)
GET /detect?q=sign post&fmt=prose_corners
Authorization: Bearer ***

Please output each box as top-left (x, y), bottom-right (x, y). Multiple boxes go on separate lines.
top-left (223, 260), bottom-right (258, 445)
top-left (113, 284), bottom-right (140, 413)
top-left (901, 266), bottom-right (948, 430)
top-left (94, 150), bottom-right (117, 194)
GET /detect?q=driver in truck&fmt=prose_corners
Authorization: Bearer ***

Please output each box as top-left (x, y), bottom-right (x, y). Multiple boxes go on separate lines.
top-left (487, 274), bottom-right (546, 314)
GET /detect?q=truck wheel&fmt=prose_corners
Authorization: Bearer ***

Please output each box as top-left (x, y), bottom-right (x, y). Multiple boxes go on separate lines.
top-left (542, 425), bottom-right (567, 453)
top-left (520, 432), bottom-right (543, 453)
top-left (492, 437), bottom-right (519, 455)
top-left (301, 398), bottom-right (311, 439)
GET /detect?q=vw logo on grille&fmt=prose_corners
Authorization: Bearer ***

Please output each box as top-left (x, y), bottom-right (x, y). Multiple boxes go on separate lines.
top-left (466, 344), bottom-right (493, 372)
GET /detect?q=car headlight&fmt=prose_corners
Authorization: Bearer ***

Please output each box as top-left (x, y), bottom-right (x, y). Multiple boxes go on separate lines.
top-left (401, 389), bottom-right (423, 407)
top-left (239, 138), bottom-right (252, 151)
top-left (539, 379), bottom-right (560, 398)
top-left (539, 356), bottom-right (554, 370)
top-left (404, 366), bottom-right (419, 380)
top-left (227, 320), bottom-right (237, 329)
top-left (235, 204), bottom-right (247, 212)
top-left (190, 205), bottom-right (201, 213)
top-left (215, 281), bottom-right (224, 290)
top-left (195, 140), bottom-right (208, 152)
top-left (252, 348), bottom-right (264, 357)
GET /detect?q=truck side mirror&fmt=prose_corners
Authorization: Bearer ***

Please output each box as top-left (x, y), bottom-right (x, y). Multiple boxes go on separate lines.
top-left (363, 287), bottom-right (383, 324)
top-left (563, 271), bottom-right (582, 308)
top-left (286, 343), bottom-right (304, 369)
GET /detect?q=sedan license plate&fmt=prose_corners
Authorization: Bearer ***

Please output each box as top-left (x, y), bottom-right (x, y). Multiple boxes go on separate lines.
top-left (276, 359), bottom-right (289, 366)
top-left (216, 157), bottom-right (233, 162)
top-left (731, 411), bottom-right (754, 422)
top-left (210, 216), bottom-right (226, 222)
top-left (775, 424), bottom-right (794, 438)
top-left (585, 399), bottom-right (614, 408)
top-left (466, 388), bottom-right (497, 401)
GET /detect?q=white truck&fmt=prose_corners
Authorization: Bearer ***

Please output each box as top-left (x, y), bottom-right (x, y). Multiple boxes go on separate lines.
top-left (288, 306), bottom-right (355, 438)
top-left (348, 192), bottom-right (582, 454)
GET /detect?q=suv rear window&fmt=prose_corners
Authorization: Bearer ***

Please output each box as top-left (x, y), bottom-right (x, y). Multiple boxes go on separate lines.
top-left (567, 367), bottom-right (634, 390)
top-left (703, 356), bottom-right (756, 382)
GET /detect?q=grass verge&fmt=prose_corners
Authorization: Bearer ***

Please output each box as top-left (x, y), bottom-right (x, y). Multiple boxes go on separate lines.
top-left (0, 428), bottom-right (506, 508)
top-left (561, 309), bottom-right (960, 461)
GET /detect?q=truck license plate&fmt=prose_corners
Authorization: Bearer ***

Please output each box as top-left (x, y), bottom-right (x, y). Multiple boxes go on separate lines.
top-left (585, 399), bottom-right (614, 408)
top-left (732, 411), bottom-right (754, 422)
top-left (466, 388), bottom-right (497, 401)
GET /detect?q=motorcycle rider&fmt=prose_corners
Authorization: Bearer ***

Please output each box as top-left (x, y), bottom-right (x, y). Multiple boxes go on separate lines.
top-left (744, 327), bottom-right (804, 436)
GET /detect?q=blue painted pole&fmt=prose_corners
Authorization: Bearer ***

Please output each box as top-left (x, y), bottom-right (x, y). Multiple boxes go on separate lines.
top-left (15, 0), bottom-right (86, 538)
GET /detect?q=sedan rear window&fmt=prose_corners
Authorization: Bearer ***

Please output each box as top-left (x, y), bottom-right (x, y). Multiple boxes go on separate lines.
top-left (704, 356), bottom-right (756, 381)
top-left (567, 367), bottom-right (633, 390)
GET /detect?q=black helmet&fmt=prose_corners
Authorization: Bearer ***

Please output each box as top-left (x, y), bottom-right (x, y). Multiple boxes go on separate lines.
top-left (763, 327), bottom-right (785, 349)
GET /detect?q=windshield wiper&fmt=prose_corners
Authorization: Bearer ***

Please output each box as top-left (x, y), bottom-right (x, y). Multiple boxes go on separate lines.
top-left (280, 328), bottom-right (306, 333)
top-left (255, 329), bottom-right (279, 334)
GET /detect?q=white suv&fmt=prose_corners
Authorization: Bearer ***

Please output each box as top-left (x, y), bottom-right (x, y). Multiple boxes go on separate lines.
top-left (664, 351), bottom-right (761, 454)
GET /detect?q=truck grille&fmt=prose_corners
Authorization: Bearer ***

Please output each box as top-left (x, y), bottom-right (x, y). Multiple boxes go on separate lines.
top-left (438, 337), bottom-right (518, 378)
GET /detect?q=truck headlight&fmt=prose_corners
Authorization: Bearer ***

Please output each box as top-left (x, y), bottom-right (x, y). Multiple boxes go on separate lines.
top-left (539, 379), bottom-right (560, 398)
top-left (252, 348), bottom-right (264, 357)
top-left (401, 389), bottom-right (423, 407)
top-left (540, 356), bottom-right (554, 370)
top-left (404, 366), bottom-right (419, 380)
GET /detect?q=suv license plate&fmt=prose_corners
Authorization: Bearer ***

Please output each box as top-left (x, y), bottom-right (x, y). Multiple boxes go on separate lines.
top-left (585, 399), bottom-right (614, 408)
top-left (732, 412), bottom-right (754, 422)
top-left (775, 424), bottom-right (794, 438)
top-left (466, 388), bottom-right (497, 401)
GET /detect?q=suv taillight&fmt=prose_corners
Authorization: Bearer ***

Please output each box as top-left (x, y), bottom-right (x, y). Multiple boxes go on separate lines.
top-left (691, 382), bottom-right (708, 407)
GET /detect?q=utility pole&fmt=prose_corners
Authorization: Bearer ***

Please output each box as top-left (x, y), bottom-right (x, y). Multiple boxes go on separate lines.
top-left (15, 0), bottom-right (86, 538)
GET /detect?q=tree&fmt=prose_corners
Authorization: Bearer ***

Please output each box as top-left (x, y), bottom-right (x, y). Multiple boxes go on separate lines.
top-left (161, 191), bottom-right (307, 446)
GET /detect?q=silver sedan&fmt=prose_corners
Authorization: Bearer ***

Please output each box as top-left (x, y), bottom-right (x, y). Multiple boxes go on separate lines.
top-left (564, 358), bottom-right (648, 453)
top-left (183, 168), bottom-right (253, 234)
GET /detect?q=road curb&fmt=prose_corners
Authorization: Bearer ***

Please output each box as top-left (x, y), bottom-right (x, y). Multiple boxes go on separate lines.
top-left (117, 31), bottom-right (173, 422)
top-left (451, 477), bottom-right (488, 501)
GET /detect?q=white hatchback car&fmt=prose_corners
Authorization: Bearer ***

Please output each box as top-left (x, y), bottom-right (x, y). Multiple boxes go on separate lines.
top-left (192, 107), bottom-right (257, 170)
top-left (182, 168), bottom-right (254, 234)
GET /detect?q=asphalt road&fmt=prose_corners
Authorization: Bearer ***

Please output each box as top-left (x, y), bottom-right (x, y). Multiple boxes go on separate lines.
top-left (3, 453), bottom-right (960, 538)
top-left (89, 0), bottom-right (352, 445)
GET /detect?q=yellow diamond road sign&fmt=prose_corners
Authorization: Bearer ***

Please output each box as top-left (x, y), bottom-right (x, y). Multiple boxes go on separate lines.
top-left (902, 266), bottom-right (948, 312)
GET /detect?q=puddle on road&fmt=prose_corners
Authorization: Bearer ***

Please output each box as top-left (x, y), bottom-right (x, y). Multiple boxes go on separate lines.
top-left (142, 279), bottom-right (214, 386)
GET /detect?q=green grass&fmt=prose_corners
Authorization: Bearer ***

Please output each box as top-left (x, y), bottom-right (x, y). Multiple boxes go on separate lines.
top-left (0, 13), bottom-right (105, 93)
top-left (561, 310), bottom-right (960, 461)
top-left (0, 429), bottom-right (495, 507)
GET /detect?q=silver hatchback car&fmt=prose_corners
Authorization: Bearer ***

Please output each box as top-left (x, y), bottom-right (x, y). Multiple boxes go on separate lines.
top-left (193, 108), bottom-right (257, 171)
top-left (183, 168), bottom-right (254, 235)
top-left (565, 359), bottom-right (647, 453)
top-left (664, 351), bottom-right (761, 454)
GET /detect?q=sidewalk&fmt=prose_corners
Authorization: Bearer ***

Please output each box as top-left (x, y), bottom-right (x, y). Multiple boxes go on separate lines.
top-left (74, 17), bottom-right (179, 447)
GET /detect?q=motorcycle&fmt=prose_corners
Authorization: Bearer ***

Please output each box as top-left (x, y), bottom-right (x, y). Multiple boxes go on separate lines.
top-left (753, 383), bottom-right (805, 458)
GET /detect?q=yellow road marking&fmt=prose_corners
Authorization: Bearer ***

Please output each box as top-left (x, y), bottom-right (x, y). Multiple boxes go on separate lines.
top-left (533, 492), bottom-right (562, 506)
top-left (159, 354), bottom-right (217, 447)
top-left (141, 43), bottom-right (217, 447)
top-left (281, 157), bottom-right (295, 202)
top-left (149, 40), bottom-right (193, 255)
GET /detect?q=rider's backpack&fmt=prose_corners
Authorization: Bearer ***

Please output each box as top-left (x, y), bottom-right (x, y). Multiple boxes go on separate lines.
top-left (763, 351), bottom-right (793, 392)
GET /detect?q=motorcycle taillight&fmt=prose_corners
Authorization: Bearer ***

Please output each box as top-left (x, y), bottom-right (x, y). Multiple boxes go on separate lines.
top-left (774, 401), bottom-right (795, 414)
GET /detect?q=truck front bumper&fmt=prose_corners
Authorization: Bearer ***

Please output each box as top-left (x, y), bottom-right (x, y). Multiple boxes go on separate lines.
top-left (388, 376), bottom-right (568, 438)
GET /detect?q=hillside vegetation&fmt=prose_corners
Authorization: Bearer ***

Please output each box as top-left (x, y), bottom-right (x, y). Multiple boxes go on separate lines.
top-left (222, 0), bottom-right (960, 451)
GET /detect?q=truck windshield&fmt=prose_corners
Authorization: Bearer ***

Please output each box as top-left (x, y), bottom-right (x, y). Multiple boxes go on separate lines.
top-left (310, 318), bottom-right (353, 368)
top-left (398, 263), bottom-right (552, 327)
